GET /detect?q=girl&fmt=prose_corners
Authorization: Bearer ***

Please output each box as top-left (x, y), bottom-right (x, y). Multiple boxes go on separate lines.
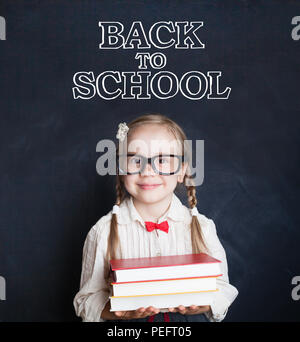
top-left (73, 113), bottom-right (238, 322)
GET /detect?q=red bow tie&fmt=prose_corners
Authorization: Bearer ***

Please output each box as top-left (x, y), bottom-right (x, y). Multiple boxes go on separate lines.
top-left (145, 220), bottom-right (169, 233)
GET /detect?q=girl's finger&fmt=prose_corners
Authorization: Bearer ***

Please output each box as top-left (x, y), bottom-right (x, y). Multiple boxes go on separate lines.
top-left (135, 307), bottom-right (146, 317)
top-left (178, 305), bottom-right (186, 314)
top-left (145, 306), bottom-right (159, 317)
top-left (121, 311), bottom-right (128, 319)
top-left (153, 307), bottom-right (160, 314)
top-left (145, 306), bottom-right (156, 315)
top-left (189, 305), bottom-right (200, 313)
top-left (114, 311), bottom-right (123, 317)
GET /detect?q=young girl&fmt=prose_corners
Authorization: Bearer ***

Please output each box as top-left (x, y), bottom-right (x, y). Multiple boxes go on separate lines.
top-left (73, 113), bottom-right (238, 322)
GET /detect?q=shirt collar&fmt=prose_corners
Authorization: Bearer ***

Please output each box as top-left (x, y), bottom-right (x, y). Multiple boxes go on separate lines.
top-left (117, 192), bottom-right (185, 227)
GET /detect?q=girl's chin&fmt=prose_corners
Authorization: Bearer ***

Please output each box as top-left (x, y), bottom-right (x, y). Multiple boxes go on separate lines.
top-left (135, 190), bottom-right (163, 199)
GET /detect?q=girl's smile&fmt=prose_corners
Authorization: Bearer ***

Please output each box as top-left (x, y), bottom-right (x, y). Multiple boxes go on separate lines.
top-left (137, 183), bottom-right (162, 190)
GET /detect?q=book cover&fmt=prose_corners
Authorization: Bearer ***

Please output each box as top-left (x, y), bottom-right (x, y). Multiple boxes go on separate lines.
top-left (110, 253), bottom-right (221, 271)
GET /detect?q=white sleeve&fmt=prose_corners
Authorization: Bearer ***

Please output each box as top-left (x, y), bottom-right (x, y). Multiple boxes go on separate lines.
top-left (73, 223), bottom-right (111, 322)
top-left (200, 217), bottom-right (238, 322)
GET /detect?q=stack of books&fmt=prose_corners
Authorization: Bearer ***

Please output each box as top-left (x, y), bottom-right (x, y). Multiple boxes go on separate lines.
top-left (109, 253), bottom-right (222, 312)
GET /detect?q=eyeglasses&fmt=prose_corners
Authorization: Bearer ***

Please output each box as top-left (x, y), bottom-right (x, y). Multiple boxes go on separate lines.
top-left (117, 153), bottom-right (185, 175)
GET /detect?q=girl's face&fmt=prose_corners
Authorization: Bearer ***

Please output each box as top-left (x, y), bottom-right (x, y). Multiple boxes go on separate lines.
top-left (121, 124), bottom-right (188, 206)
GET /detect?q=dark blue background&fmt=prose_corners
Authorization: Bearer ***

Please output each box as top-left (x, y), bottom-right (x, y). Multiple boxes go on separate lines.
top-left (0, 0), bottom-right (299, 321)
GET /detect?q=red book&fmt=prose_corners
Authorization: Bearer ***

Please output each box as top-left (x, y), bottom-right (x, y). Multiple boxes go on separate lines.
top-left (110, 253), bottom-right (221, 283)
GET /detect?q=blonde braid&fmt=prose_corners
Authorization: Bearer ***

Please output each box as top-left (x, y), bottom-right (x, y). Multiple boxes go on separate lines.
top-left (105, 174), bottom-right (126, 283)
top-left (186, 183), bottom-right (208, 254)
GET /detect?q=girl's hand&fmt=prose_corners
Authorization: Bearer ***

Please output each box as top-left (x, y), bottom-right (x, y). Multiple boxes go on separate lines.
top-left (168, 305), bottom-right (211, 315)
top-left (114, 306), bottom-right (160, 320)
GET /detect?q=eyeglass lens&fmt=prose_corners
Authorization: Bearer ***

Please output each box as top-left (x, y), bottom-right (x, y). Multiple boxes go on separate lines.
top-left (118, 154), bottom-right (181, 174)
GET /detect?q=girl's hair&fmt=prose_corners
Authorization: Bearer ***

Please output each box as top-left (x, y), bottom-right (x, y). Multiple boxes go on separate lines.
top-left (105, 113), bottom-right (208, 282)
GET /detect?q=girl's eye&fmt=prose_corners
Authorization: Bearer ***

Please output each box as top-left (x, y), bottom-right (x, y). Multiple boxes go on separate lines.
top-left (159, 158), bottom-right (168, 164)
top-left (129, 157), bottom-right (141, 164)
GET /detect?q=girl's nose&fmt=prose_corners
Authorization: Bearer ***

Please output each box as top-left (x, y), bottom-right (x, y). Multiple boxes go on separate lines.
top-left (140, 161), bottom-right (156, 176)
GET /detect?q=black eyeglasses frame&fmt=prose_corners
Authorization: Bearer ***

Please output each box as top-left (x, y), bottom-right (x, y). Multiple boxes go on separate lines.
top-left (117, 153), bottom-right (185, 175)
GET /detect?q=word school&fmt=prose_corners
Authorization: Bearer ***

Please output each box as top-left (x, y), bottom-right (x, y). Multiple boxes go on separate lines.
top-left (72, 70), bottom-right (231, 100)
top-left (72, 21), bottom-right (231, 101)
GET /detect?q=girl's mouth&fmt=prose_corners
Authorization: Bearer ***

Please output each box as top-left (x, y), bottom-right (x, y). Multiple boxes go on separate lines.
top-left (138, 184), bottom-right (162, 190)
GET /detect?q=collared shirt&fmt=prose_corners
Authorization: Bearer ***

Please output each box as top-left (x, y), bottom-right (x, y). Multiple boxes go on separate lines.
top-left (73, 193), bottom-right (238, 322)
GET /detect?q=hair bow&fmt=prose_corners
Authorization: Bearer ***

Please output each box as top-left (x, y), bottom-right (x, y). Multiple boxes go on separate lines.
top-left (116, 122), bottom-right (129, 142)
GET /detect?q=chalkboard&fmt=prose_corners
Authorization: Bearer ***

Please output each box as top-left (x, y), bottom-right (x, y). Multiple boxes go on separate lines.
top-left (0, 0), bottom-right (299, 322)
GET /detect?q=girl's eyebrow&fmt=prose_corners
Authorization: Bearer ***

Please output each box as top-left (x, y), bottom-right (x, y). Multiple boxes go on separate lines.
top-left (127, 152), bottom-right (175, 156)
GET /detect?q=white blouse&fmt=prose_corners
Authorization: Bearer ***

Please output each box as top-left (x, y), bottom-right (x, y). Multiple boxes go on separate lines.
top-left (73, 193), bottom-right (238, 322)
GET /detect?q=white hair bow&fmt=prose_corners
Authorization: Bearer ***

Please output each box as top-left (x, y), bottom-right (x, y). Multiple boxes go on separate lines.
top-left (112, 205), bottom-right (120, 215)
top-left (190, 206), bottom-right (199, 216)
top-left (116, 122), bottom-right (129, 142)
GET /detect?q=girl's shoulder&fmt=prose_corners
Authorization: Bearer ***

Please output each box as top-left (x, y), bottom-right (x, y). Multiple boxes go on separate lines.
top-left (87, 198), bottom-right (130, 240)
top-left (178, 199), bottom-right (217, 232)
top-left (196, 211), bottom-right (216, 227)
top-left (89, 210), bottom-right (114, 238)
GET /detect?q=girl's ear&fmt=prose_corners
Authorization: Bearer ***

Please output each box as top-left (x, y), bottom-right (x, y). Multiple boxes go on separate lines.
top-left (177, 162), bottom-right (188, 183)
